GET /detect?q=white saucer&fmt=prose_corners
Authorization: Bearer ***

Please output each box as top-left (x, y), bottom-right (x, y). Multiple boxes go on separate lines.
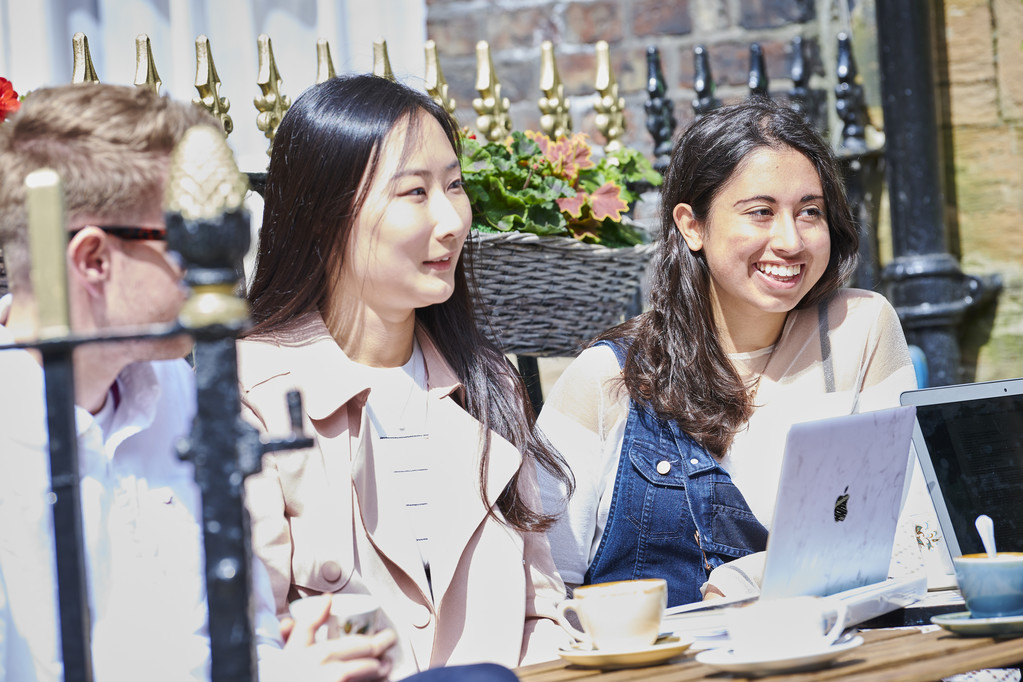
top-left (695, 635), bottom-right (864, 675)
top-left (558, 636), bottom-right (694, 669)
top-left (932, 611), bottom-right (1023, 637)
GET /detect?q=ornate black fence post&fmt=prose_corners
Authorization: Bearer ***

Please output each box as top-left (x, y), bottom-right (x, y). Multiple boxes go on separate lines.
top-left (166, 126), bottom-right (312, 681)
top-left (875, 0), bottom-right (1001, 386)
top-left (692, 45), bottom-right (721, 118)
top-left (644, 46), bottom-right (676, 174)
top-left (25, 170), bottom-right (94, 682)
top-left (834, 33), bottom-right (885, 291)
top-left (748, 43), bottom-right (769, 98)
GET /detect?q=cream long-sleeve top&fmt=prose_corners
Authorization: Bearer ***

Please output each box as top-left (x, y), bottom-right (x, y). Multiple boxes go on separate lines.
top-left (537, 288), bottom-right (942, 596)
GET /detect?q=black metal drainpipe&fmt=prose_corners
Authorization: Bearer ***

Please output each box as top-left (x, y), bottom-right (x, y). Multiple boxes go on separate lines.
top-left (875, 0), bottom-right (1000, 387)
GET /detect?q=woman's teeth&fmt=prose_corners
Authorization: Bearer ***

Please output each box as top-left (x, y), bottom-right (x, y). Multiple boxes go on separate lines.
top-left (757, 263), bottom-right (801, 278)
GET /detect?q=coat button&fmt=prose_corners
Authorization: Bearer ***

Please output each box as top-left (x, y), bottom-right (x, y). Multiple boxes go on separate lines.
top-left (656, 460), bottom-right (671, 475)
top-left (690, 458), bottom-right (699, 466)
top-left (321, 560), bottom-right (343, 583)
top-left (411, 603), bottom-right (432, 628)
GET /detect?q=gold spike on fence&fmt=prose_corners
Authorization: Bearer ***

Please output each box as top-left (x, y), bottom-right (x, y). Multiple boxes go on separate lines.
top-left (71, 32), bottom-right (99, 84)
top-left (538, 41), bottom-right (571, 139)
top-left (425, 40), bottom-right (456, 114)
top-left (193, 35), bottom-right (233, 135)
top-left (373, 38), bottom-right (395, 81)
top-left (134, 34), bottom-right (162, 94)
top-left (254, 34), bottom-right (291, 156)
top-left (473, 41), bottom-right (511, 142)
top-left (316, 39), bottom-right (337, 84)
top-left (594, 40), bottom-right (625, 153)
top-left (26, 169), bottom-right (70, 340)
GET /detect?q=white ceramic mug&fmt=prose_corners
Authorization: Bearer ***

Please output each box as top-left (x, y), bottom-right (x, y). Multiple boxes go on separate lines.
top-left (725, 596), bottom-right (848, 657)
top-left (289, 593), bottom-right (381, 643)
top-left (556, 579), bottom-right (667, 651)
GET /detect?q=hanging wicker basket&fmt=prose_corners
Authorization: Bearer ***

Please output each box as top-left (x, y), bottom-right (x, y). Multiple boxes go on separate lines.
top-left (465, 231), bottom-right (655, 356)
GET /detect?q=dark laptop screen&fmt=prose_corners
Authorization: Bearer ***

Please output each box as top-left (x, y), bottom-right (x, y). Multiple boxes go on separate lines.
top-left (915, 393), bottom-right (1023, 554)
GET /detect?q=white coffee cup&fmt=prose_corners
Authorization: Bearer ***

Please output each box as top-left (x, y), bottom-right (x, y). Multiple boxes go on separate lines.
top-left (556, 579), bottom-right (667, 651)
top-left (289, 593), bottom-right (381, 643)
top-left (725, 596), bottom-right (848, 658)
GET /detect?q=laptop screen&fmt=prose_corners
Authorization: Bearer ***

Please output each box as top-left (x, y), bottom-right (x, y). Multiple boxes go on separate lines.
top-left (900, 378), bottom-right (1023, 560)
top-left (912, 391), bottom-right (1023, 556)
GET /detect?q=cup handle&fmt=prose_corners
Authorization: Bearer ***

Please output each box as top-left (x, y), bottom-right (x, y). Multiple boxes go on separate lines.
top-left (556, 600), bottom-right (592, 648)
top-left (822, 602), bottom-right (849, 644)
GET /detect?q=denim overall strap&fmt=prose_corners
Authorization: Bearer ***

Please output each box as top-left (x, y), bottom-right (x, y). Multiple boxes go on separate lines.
top-left (584, 340), bottom-right (768, 607)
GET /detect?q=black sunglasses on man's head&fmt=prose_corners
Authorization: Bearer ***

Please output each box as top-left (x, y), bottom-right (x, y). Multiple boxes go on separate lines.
top-left (68, 225), bottom-right (167, 242)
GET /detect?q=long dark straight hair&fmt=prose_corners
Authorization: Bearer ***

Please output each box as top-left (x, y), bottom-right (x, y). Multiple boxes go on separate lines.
top-left (598, 97), bottom-right (859, 457)
top-left (244, 74), bottom-right (570, 530)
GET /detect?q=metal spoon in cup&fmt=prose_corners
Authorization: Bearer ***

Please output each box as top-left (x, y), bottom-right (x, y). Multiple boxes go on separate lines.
top-left (975, 514), bottom-right (997, 558)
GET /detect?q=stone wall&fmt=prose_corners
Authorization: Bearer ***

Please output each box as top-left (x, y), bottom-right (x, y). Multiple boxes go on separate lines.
top-left (424, 0), bottom-right (1023, 383)
top-left (944, 0), bottom-right (1023, 381)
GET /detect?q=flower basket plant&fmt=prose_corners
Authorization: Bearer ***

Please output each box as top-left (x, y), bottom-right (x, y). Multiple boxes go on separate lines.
top-left (459, 130), bottom-right (662, 356)
top-left (460, 130), bottom-right (662, 247)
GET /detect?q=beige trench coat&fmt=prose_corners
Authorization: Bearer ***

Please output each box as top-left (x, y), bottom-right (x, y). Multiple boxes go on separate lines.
top-left (238, 314), bottom-right (567, 678)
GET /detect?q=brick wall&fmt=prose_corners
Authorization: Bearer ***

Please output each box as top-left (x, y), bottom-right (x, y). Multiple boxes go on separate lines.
top-left (425, 0), bottom-right (823, 156)
top-left (425, 0), bottom-right (1023, 383)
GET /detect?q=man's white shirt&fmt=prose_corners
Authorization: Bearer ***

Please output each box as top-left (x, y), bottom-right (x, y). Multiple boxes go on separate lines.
top-left (0, 324), bottom-right (284, 681)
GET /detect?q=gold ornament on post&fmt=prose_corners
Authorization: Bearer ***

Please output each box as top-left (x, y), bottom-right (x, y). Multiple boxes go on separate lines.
top-left (373, 38), bottom-right (395, 81)
top-left (134, 34), bottom-right (162, 94)
top-left (26, 169), bottom-right (70, 339)
top-left (316, 39), bottom-right (337, 84)
top-left (71, 32), bottom-right (99, 84)
top-left (424, 40), bottom-right (456, 114)
top-left (193, 35), bottom-right (233, 135)
top-left (473, 41), bottom-right (511, 142)
top-left (254, 34), bottom-right (291, 157)
top-left (166, 126), bottom-right (250, 327)
top-left (594, 41), bottom-right (625, 153)
top-left (538, 40), bottom-right (571, 139)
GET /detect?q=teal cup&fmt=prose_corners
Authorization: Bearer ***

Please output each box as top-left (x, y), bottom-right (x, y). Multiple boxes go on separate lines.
top-left (953, 552), bottom-right (1023, 619)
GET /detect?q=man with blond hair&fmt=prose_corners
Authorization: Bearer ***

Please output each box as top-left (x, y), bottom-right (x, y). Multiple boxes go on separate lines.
top-left (0, 83), bottom-right (395, 682)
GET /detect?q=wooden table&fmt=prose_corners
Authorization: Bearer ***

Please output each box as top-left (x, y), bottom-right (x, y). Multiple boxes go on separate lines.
top-left (515, 628), bottom-right (1023, 681)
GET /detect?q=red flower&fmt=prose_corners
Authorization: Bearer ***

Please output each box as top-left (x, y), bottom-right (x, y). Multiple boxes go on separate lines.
top-left (0, 78), bottom-right (22, 122)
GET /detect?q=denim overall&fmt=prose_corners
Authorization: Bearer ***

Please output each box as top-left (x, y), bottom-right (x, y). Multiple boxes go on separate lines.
top-left (583, 340), bottom-right (770, 607)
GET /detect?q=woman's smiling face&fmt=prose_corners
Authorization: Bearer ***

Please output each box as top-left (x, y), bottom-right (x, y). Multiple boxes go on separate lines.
top-left (338, 111), bottom-right (471, 323)
top-left (674, 145), bottom-right (831, 349)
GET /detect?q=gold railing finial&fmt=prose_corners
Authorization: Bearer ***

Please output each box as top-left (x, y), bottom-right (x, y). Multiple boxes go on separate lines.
top-left (473, 41), bottom-right (511, 142)
top-left (594, 40), bottom-right (625, 153)
top-left (193, 35), bottom-right (233, 135)
top-left (166, 125), bottom-right (249, 223)
top-left (425, 40), bottom-right (456, 114)
top-left (167, 125), bottom-right (251, 327)
top-left (26, 169), bottom-right (70, 339)
top-left (71, 32), bottom-right (100, 84)
top-left (538, 40), bottom-right (572, 139)
top-left (254, 34), bottom-right (291, 157)
top-left (134, 34), bottom-right (162, 94)
top-left (316, 38), bottom-right (337, 84)
top-left (373, 38), bottom-right (395, 81)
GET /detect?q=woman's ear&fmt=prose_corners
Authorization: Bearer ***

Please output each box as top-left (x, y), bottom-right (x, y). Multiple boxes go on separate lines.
top-left (673, 203), bottom-right (704, 252)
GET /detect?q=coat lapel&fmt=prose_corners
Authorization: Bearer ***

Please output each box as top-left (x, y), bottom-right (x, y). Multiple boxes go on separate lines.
top-left (425, 396), bottom-right (522, 605)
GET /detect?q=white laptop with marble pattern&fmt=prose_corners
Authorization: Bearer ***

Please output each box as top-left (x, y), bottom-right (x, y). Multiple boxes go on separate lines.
top-left (758, 405), bottom-right (918, 599)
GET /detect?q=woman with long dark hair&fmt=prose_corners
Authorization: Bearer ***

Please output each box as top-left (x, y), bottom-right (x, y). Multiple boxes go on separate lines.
top-left (239, 74), bottom-right (570, 676)
top-left (537, 98), bottom-right (931, 608)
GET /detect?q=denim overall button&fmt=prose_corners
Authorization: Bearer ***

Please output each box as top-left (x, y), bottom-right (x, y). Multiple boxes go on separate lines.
top-left (656, 460), bottom-right (671, 475)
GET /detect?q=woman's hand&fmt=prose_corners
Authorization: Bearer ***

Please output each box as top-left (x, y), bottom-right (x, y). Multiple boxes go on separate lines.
top-left (281, 595), bottom-right (396, 682)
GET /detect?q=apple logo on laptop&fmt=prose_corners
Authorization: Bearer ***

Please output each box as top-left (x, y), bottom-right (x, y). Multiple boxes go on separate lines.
top-left (834, 486), bottom-right (850, 522)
